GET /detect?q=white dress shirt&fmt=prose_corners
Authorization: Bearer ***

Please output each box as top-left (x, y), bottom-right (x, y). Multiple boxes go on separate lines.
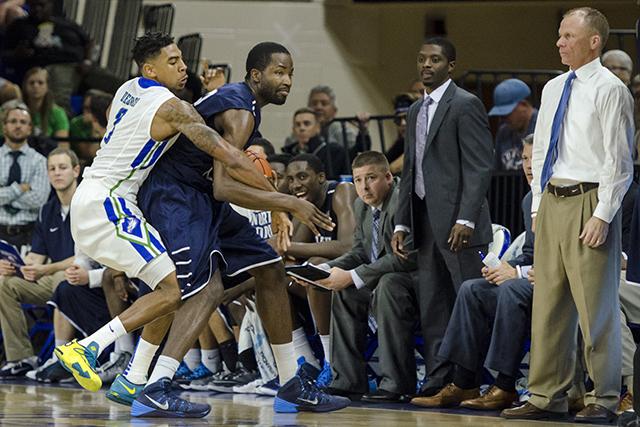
top-left (531, 57), bottom-right (635, 223)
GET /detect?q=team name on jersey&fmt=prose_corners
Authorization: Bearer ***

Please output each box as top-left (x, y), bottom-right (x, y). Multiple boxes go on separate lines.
top-left (120, 91), bottom-right (140, 107)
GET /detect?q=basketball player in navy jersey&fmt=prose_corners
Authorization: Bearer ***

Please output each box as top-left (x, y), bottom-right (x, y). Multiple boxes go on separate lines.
top-left (284, 153), bottom-right (357, 385)
top-left (108, 42), bottom-right (348, 418)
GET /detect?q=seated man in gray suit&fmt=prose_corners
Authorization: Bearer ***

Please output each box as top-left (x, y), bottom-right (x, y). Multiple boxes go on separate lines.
top-left (316, 151), bottom-right (418, 402)
top-left (413, 134), bottom-right (535, 410)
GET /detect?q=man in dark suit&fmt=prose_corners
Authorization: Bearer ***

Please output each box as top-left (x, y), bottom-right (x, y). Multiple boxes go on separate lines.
top-left (391, 37), bottom-right (494, 397)
top-left (315, 151), bottom-right (417, 402)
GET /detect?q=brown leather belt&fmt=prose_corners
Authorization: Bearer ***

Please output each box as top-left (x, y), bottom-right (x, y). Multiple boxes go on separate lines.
top-left (546, 182), bottom-right (598, 198)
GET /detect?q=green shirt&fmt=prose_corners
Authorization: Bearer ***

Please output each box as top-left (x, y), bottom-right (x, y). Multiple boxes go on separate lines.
top-left (32, 104), bottom-right (70, 137)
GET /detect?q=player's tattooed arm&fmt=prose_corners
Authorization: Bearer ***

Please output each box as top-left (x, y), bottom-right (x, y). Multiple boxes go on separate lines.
top-left (157, 98), bottom-right (272, 192)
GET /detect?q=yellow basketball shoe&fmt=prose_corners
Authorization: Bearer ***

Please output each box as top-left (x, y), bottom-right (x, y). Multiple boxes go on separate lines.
top-left (54, 339), bottom-right (102, 391)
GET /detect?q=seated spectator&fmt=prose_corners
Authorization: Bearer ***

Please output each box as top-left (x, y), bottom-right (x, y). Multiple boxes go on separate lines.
top-left (0, 0), bottom-right (26, 30)
top-left (69, 89), bottom-right (111, 166)
top-left (602, 49), bottom-right (633, 86)
top-left (246, 137), bottom-right (275, 160)
top-left (408, 78), bottom-right (425, 98)
top-left (385, 92), bottom-right (420, 175)
top-left (411, 134), bottom-right (536, 410)
top-left (22, 67), bottom-right (69, 146)
top-left (267, 153), bottom-right (292, 194)
top-left (0, 76), bottom-right (22, 105)
top-left (315, 151), bottom-right (418, 403)
top-left (488, 79), bottom-right (537, 171)
top-left (284, 153), bottom-right (356, 372)
top-left (0, 147), bottom-right (77, 378)
top-left (0, 102), bottom-right (49, 249)
top-left (282, 108), bottom-right (349, 180)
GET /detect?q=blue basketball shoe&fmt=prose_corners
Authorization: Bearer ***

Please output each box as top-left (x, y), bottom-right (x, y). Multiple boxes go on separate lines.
top-left (131, 377), bottom-right (211, 418)
top-left (315, 360), bottom-right (333, 389)
top-left (273, 357), bottom-right (350, 413)
top-left (106, 374), bottom-right (144, 406)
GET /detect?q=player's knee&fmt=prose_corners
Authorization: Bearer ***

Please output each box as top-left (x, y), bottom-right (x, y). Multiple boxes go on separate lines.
top-left (156, 283), bottom-right (182, 312)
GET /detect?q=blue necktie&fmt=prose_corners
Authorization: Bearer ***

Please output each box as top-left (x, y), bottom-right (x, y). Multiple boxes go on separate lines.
top-left (370, 209), bottom-right (381, 262)
top-left (5, 151), bottom-right (22, 215)
top-left (540, 71), bottom-right (577, 192)
top-left (414, 96), bottom-right (433, 199)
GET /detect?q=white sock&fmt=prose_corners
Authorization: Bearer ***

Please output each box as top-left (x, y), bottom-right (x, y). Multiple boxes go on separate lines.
top-left (183, 348), bottom-right (201, 370)
top-left (292, 327), bottom-right (319, 369)
top-left (78, 317), bottom-right (126, 355)
top-left (146, 355), bottom-right (180, 386)
top-left (320, 334), bottom-right (331, 364)
top-left (271, 341), bottom-right (297, 383)
top-left (55, 339), bottom-right (66, 347)
top-left (123, 338), bottom-right (159, 385)
top-left (201, 349), bottom-right (221, 373)
top-left (115, 333), bottom-right (135, 355)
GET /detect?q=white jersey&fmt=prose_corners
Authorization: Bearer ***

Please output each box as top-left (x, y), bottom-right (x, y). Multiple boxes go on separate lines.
top-left (83, 77), bottom-right (178, 199)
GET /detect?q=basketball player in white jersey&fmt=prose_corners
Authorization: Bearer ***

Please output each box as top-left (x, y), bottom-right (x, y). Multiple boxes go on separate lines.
top-left (54, 33), bottom-right (283, 395)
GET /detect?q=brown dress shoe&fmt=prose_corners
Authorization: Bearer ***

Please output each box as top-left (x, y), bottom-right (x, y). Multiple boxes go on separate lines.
top-left (568, 396), bottom-right (585, 412)
top-left (501, 402), bottom-right (568, 420)
top-left (410, 383), bottom-right (479, 408)
top-left (460, 385), bottom-right (518, 410)
top-left (574, 403), bottom-right (617, 423)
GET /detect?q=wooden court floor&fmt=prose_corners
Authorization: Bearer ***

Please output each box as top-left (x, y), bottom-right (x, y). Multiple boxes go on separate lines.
top-left (0, 382), bottom-right (601, 426)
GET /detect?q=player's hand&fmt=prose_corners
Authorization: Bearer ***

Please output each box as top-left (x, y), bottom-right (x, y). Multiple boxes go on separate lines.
top-left (20, 263), bottom-right (47, 282)
top-left (0, 260), bottom-right (16, 277)
top-left (290, 198), bottom-right (334, 236)
top-left (271, 211), bottom-right (293, 253)
top-left (65, 264), bottom-right (89, 286)
top-left (113, 274), bottom-right (131, 302)
top-left (317, 267), bottom-right (353, 291)
top-left (527, 268), bottom-right (535, 285)
top-left (200, 59), bottom-right (226, 92)
top-left (391, 230), bottom-right (409, 259)
top-left (579, 216), bottom-right (609, 248)
top-left (448, 223), bottom-right (473, 252)
top-left (483, 260), bottom-right (518, 285)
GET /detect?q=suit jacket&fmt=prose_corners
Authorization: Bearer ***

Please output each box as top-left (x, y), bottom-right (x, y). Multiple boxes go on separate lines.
top-left (328, 178), bottom-right (416, 289)
top-left (507, 191), bottom-right (534, 268)
top-left (397, 81), bottom-right (494, 249)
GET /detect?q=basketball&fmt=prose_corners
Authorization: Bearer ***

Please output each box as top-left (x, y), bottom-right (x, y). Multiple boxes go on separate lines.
top-left (245, 149), bottom-right (274, 178)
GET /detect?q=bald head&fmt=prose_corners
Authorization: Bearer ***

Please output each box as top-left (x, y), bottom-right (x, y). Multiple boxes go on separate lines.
top-left (602, 49), bottom-right (633, 85)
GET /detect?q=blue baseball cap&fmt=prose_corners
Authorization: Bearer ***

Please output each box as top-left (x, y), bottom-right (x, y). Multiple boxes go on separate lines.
top-left (488, 79), bottom-right (531, 116)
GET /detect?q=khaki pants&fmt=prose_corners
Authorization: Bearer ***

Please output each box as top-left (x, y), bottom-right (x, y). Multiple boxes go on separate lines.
top-left (0, 271), bottom-right (66, 361)
top-left (529, 188), bottom-right (621, 412)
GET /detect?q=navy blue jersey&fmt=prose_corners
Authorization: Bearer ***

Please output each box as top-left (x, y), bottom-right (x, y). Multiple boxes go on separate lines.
top-left (31, 196), bottom-right (74, 262)
top-left (315, 181), bottom-right (338, 243)
top-left (153, 82), bottom-right (261, 193)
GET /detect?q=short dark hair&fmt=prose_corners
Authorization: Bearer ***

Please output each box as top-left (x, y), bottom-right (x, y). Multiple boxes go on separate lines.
top-left (352, 151), bottom-right (390, 172)
top-left (293, 107), bottom-right (318, 121)
top-left (247, 137), bottom-right (275, 157)
top-left (48, 147), bottom-right (79, 168)
top-left (268, 153), bottom-right (292, 166)
top-left (245, 42), bottom-right (290, 80)
top-left (132, 32), bottom-right (175, 68)
top-left (423, 37), bottom-right (456, 62)
top-left (89, 93), bottom-right (113, 128)
top-left (290, 153), bottom-right (325, 174)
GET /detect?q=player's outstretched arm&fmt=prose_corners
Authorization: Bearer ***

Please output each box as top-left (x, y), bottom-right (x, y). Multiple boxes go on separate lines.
top-left (156, 98), bottom-right (273, 192)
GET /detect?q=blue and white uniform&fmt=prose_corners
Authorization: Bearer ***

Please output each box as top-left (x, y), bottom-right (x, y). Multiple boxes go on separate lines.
top-left (70, 77), bottom-right (177, 289)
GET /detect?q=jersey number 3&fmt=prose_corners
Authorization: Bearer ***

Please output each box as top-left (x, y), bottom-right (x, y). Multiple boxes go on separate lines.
top-left (103, 107), bottom-right (128, 144)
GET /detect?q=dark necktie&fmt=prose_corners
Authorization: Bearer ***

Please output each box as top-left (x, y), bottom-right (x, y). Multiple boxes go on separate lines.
top-left (540, 71), bottom-right (577, 192)
top-left (415, 96), bottom-right (433, 199)
top-left (370, 209), bottom-right (381, 262)
top-left (4, 151), bottom-right (23, 215)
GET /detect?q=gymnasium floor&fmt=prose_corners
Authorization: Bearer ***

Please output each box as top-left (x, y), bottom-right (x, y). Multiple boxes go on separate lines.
top-left (0, 381), bottom-right (605, 426)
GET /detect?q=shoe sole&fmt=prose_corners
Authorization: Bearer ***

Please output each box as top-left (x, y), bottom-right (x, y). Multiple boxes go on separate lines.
top-left (131, 400), bottom-right (211, 418)
top-left (106, 391), bottom-right (136, 407)
top-left (54, 345), bottom-right (101, 392)
top-left (273, 397), bottom-right (350, 413)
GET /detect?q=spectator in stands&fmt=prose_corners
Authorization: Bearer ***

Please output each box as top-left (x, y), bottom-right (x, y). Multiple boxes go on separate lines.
top-left (0, 0), bottom-right (25, 30)
top-left (414, 135), bottom-right (535, 410)
top-left (0, 147), bottom-right (77, 378)
top-left (316, 151), bottom-right (418, 403)
top-left (393, 37), bottom-right (493, 399)
top-left (502, 8), bottom-right (634, 423)
top-left (22, 67), bottom-right (69, 146)
top-left (0, 102), bottom-right (49, 248)
top-left (267, 153), bottom-right (291, 194)
top-left (2, 0), bottom-right (93, 110)
top-left (0, 76), bottom-right (21, 106)
top-left (246, 137), bottom-right (275, 159)
top-left (602, 49), bottom-right (633, 86)
top-left (488, 79), bottom-right (538, 171)
top-left (282, 108), bottom-right (349, 180)
top-left (69, 89), bottom-right (111, 165)
top-left (408, 78), bottom-right (425, 98)
top-left (306, 85), bottom-right (370, 159)
top-left (385, 92), bottom-right (420, 175)
top-left (284, 153), bottom-right (356, 371)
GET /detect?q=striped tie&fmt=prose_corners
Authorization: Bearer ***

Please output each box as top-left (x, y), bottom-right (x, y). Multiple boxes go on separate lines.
top-left (371, 209), bottom-right (381, 262)
top-left (415, 96), bottom-right (433, 199)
